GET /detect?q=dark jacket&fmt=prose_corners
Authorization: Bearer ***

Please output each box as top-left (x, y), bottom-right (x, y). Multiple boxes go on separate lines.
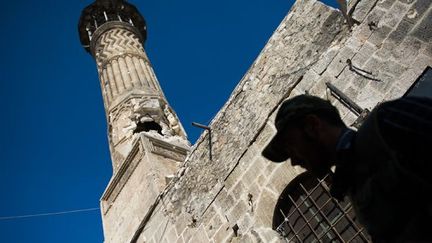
top-left (331, 97), bottom-right (432, 242)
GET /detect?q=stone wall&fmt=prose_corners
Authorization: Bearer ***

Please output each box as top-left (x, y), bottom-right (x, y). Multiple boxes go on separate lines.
top-left (108, 0), bottom-right (432, 242)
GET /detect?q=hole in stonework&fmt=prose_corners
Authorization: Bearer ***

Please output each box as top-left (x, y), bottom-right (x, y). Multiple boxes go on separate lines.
top-left (133, 121), bottom-right (163, 135)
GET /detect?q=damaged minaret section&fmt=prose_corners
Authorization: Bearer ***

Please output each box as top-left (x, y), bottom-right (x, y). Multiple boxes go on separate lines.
top-left (78, 1), bottom-right (190, 241)
top-left (79, 0), bottom-right (189, 170)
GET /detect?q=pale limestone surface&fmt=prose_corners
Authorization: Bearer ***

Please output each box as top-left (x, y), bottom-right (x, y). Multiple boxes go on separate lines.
top-left (87, 0), bottom-right (432, 242)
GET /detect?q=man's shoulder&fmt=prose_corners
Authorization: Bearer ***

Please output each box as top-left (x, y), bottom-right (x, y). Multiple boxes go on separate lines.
top-left (357, 96), bottom-right (432, 146)
top-left (374, 96), bottom-right (432, 120)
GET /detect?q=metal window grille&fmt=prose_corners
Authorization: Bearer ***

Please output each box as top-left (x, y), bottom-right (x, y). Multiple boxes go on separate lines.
top-left (274, 173), bottom-right (371, 243)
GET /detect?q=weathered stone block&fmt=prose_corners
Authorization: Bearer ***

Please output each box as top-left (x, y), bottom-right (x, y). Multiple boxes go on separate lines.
top-left (385, 84), bottom-right (404, 100)
top-left (352, 0), bottom-right (380, 22)
top-left (224, 146), bottom-right (258, 190)
top-left (368, 25), bottom-right (393, 48)
top-left (393, 36), bottom-right (423, 66)
top-left (349, 42), bottom-right (379, 72)
top-left (266, 163), bottom-right (299, 195)
top-left (228, 200), bottom-right (248, 222)
top-left (398, 0), bottom-right (414, 5)
top-left (412, 0), bottom-right (431, 18)
top-left (241, 157), bottom-right (266, 187)
top-left (213, 222), bottom-right (232, 243)
top-left (309, 73), bottom-right (335, 98)
top-left (201, 205), bottom-right (217, 227)
top-left (238, 214), bottom-right (253, 232)
top-left (356, 86), bottom-right (385, 110)
top-left (410, 54), bottom-right (432, 75)
top-left (188, 225), bottom-right (210, 243)
top-left (342, 85), bottom-right (361, 102)
top-left (245, 181), bottom-right (264, 207)
top-left (214, 188), bottom-right (236, 211)
top-left (350, 74), bottom-right (369, 90)
top-left (175, 214), bottom-right (189, 237)
top-left (369, 72), bottom-right (394, 94)
top-left (365, 7), bottom-right (387, 27)
top-left (205, 213), bottom-right (224, 239)
top-left (164, 226), bottom-right (179, 243)
top-left (411, 7), bottom-right (432, 42)
top-left (254, 189), bottom-right (278, 228)
top-left (381, 59), bottom-right (408, 78)
top-left (362, 56), bottom-right (382, 76)
top-left (253, 122), bottom-right (277, 149)
top-left (329, 48), bottom-right (358, 77)
top-left (312, 46), bottom-right (340, 75)
top-left (229, 181), bottom-right (246, 200)
top-left (377, 0), bottom-right (395, 9)
top-left (374, 39), bottom-right (398, 59)
top-left (333, 67), bottom-right (356, 92)
top-left (422, 43), bottom-right (432, 58)
top-left (297, 70), bottom-right (321, 93)
top-left (395, 69), bottom-right (419, 91)
top-left (380, 1), bottom-right (410, 27)
top-left (387, 19), bottom-right (414, 45)
top-left (175, 235), bottom-right (185, 243)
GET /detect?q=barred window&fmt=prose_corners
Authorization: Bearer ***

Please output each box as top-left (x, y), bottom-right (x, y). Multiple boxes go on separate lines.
top-left (273, 172), bottom-right (371, 243)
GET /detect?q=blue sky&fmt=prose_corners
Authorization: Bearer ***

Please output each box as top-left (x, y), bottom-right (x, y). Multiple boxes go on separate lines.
top-left (0, 0), bottom-right (339, 242)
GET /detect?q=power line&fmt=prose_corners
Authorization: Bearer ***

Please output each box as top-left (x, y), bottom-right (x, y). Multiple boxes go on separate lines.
top-left (0, 207), bottom-right (100, 221)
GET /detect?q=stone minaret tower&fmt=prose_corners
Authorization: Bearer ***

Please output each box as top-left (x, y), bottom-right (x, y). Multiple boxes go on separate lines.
top-left (78, 1), bottom-right (190, 242)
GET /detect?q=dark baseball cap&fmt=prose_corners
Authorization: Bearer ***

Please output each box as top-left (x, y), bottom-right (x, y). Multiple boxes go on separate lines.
top-left (262, 95), bottom-right (335, 162)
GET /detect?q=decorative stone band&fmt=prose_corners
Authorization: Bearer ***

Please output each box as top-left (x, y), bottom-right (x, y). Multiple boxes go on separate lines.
top-left (91, 22), bottom-right (162, 107)
top-left (90, 21), bottom-right (144, 58)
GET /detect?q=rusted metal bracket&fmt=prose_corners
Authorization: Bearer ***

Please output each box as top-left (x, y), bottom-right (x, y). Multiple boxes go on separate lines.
top-left (192, 122), bottom-right (213, 161)
top-left (325, 82), bottom-right (369, 128)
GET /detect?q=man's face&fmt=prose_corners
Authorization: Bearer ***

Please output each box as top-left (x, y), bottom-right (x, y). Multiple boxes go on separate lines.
top-left (279, 123), bottom-right (332, 177)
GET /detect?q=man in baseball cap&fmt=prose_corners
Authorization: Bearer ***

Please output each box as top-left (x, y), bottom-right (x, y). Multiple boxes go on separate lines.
top-left (262, 94), bottom-right (432, 242)
top-left (262, 94), bottom-right (348, 177)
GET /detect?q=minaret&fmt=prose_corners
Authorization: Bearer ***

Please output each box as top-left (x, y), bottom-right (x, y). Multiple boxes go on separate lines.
top-left (78, 1), bottom-right (189, 242)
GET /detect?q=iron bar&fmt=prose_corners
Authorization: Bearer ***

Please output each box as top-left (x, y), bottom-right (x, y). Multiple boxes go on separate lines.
top-left (277, 174), bottom-right (370, 242)
top-left (279, 209), bottom-right (303, 243)
top-left (298, 183), bottom-right (345, 242)
top-left (191, 122), bottom-right (212, 161)
top-left (103, 11), bottom-right (108, 21)
top-left (287, 195), bottom-right (324, 243)
top-left (315, 203), bottom-right (352, 242)
top-left (317, 177), bottom-right (370, 242)
top-left (286, 197), bottom-right (334, 242)
top-left (283, 174), bottom-right (331, 220)
top-left (283, 178), bottom-right (334, 240)
top-left (325, 82), bottom-right (364, 116)
top-left (347, 227), bottom-right (367, 243)
top-left (191, 122), bottom-right (210, 130)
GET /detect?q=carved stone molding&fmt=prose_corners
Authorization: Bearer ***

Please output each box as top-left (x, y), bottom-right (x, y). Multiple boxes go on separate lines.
top-left (142, 134), bottom-right (189, 162)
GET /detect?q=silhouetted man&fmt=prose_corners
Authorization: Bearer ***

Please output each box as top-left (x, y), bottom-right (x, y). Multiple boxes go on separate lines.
top-left (263, 95), bottom-right (432, 242)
